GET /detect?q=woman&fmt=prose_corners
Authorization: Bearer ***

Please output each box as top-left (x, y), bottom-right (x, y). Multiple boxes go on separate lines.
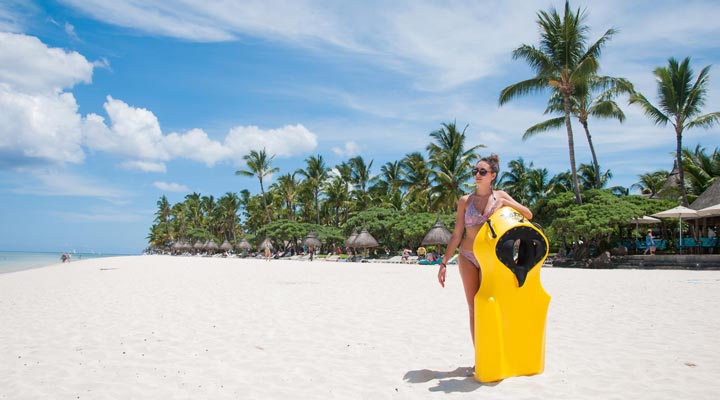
top-left (644, 229), bottom-right (656, 255)
top-left (437, 154), bottom-right (533, 346)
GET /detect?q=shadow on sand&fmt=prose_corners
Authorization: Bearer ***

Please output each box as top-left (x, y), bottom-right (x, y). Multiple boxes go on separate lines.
top-left (403, 366), bottom-right (500, 393)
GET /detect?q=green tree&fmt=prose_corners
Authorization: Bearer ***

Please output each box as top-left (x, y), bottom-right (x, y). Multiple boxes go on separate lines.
top-left (271, 173), bottom-right (301, 220)
top-left (499, 1), bottom-right (616, 204)
top-left (524, 77), bottom-right (633, 189)
top-left (235, 148), bottom-right (280, 223)
top-left (629, 57), bottom-right (720, 206)
top-left (632, 170), bottom-right (670, 198)
top-left (400, 152), bottom-right (432, 212)
top-left (426, 122), bottom-right (483, 211)
top-left (296, 154), bottom-right (329, 225)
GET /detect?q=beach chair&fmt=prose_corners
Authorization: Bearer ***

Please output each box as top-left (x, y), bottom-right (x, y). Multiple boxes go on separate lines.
top-left (676, 237), bottom-right (699, 253)
top-left (634, 239), bottom-right (648, 254)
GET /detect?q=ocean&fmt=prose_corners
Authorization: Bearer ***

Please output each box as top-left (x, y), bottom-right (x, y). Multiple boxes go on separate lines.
top-left (0, 251), bottom-right (129, 274)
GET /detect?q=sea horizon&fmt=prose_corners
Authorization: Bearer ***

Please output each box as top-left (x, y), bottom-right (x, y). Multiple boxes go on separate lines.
top-left (0, 250), bottom-right (134, 275)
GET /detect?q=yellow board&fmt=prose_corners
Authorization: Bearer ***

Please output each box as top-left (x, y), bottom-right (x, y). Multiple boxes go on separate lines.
top-left (473, 206), bottom-right (551, 383)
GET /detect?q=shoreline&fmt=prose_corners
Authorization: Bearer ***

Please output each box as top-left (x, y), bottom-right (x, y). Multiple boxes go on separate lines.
top-left (1, 255), bottom-right (719, 399)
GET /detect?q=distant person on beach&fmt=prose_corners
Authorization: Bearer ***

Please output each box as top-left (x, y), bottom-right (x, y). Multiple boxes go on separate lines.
top-left (644, 229), bottom-right (656, 255)
top-left (60, 253), bottom-right (68, 263)
top-left (437, 153), bottom-right (533, 348)
top-left (264, 241), bottom-right (272, 261)
top-left (401, 248), bottom-right (410, 263)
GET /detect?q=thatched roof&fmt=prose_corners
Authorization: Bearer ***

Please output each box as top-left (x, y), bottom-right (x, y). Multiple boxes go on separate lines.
top-left (205, 240), bottom-right (219, 250)
top-left (345, 230), bottom-right (358, 248)
top-left (193, 240), bottom-right (204, 249)
top-left (236, 238), bottom-right (252, 250)
top-left (220, 240), bottom-right (233, 251)
top-left (353, 228), bottom-right (379, 248)
top-left (422, 216), bottom-right (452, 245)
top-left (690, 179), bottom-right (720, 210)
top-left (303, 232), bottom-right (321, 248)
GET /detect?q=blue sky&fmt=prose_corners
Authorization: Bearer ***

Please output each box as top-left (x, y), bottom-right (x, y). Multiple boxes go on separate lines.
top-left (1, 0), bottom-right (718, 254)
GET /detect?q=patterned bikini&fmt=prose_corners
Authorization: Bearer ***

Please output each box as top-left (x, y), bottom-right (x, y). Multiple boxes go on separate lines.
top-left (459, 191), bottom-right (496, 268)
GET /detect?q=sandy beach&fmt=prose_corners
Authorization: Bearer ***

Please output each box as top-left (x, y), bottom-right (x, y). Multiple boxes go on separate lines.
top-left (1, 255), bottom-right (718, 399)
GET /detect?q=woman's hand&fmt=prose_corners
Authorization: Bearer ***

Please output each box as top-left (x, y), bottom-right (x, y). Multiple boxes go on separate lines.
top-left (438, 264), bottom-right (446, 287)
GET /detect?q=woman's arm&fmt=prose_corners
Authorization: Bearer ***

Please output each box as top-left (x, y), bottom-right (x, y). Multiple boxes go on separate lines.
top-left (494, 190), bottom-right (533, 220)
top-left (438, 196), bottom-right (467, 287)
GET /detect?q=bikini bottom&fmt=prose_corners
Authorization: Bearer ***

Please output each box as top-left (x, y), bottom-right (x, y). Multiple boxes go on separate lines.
top-left (459, 248), bottom-right (480, 269)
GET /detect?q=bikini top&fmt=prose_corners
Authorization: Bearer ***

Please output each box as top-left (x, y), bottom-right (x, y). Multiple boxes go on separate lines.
top-left (464, 192), bottom-right (496, 227)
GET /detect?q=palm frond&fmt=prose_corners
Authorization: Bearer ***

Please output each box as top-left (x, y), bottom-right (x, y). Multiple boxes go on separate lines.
top-left (523, 117), bottom-right (566, 139)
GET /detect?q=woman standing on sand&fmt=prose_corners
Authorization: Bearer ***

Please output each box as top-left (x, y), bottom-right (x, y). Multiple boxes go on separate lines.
top-left (437, 154), bottom-right (533, 345)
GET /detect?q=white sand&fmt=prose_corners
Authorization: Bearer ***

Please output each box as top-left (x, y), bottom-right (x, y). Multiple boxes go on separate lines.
top-left (1, 255), bottom-right (718, 399)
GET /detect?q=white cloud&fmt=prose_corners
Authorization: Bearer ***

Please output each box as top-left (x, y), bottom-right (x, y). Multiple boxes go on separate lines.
top-left (153, 181), bottom-right (190, 192)
top-left (331, 141), bottom-right (360, 157)
top-left (55, 1), bottom-right (720, 92)
top-left (121, 160), bottom-right (167, 173)
top-left (64, 22), bottom-right (79, 40)
top-left (0, 32), bottom-right (92, 94)
top-left (0, 32), bottom-right (93, 165)
top-left (0, 86), bottom-right (85, 164)
top-left (83, 97), bottom-right (318, 167)
top-left (224, 124), bottom-right (318, 159)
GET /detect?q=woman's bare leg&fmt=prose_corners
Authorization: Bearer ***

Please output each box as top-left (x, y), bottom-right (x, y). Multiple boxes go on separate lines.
top-left (457, 255), bottom-right (481, 346)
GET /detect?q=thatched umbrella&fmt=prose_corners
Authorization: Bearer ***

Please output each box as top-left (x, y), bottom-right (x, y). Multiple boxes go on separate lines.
top-left (345, 230), bottom-right (358, 249)
top-left (220, 240), bottom-right (233, 252)
top-left (193, 240), bottom-right (204, 252)
top-left (182, 240), bottom-right (193, 251)
top-left (422, 216), bottom-right (452, 245)
top-left (205, 239), bottom-right (219, 254)
top-left (303, 232), bottom-right (322, 248)
top-left (353, 227), bottom-right (379, 257)
top-left (236, 238), bottom-right (252, 251)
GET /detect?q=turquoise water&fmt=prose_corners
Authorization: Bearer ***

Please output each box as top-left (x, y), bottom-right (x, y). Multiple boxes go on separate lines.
top-left (0, 251), bottom-right (126, 274)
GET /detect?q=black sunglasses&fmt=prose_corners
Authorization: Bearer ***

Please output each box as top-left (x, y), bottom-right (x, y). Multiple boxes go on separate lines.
top-left (472, 168), bottom-right (490, 176)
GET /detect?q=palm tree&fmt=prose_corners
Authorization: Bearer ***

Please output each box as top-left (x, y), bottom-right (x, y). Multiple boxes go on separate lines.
top-left (154, 195), bottom-right (173, 245)
top-left (427, 122), bottom-right (483, 211)
top-left (370, 160), bottom-right (404, 209)
top-left (400, 152), bottom-right (432, 212)
top-left (526, 167), bottom-right (552, 206)
top-left (499, 1), bottom-right (616, 205)
top-left (296, 154), bottom-right (329, 225)
top-left (681, 145), bottom-right (720, 197)
top-left (323, 174), bottom-right (350, 227)
top-left (216, 192), bottom-right (241, 241)
top-left (632, 170), bottom-right (669, 198)
top-left (524, 77), bottom-right (633, 189)
top-left (235, 148), bottom-right (279, 223)
top-left (629, 57), bottom-right (720, 206)
top-left (348, 156), bottom-right (373, 209)
top-left (577, 162), bottom-right (612, 190)
top-left (271, 173), bottom-right (300, 220)
top-left (498, 157), bottom-right (533, 205)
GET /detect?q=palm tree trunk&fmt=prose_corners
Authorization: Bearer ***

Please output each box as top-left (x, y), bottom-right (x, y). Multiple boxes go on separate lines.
top-left (581, 120), bottom-right (601, 189)
top-left (315, 188), bottom-right (320, 225)
top-left (259, 178), bottom-right (271, 223)
top-left (676, 126), bottom-right (688, 206)
top-left (564, 95), bottom-right (583, 205)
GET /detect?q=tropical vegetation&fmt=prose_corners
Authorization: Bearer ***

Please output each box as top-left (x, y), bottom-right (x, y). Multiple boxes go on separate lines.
top-left (146, 1), bottom-right (719, 261)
